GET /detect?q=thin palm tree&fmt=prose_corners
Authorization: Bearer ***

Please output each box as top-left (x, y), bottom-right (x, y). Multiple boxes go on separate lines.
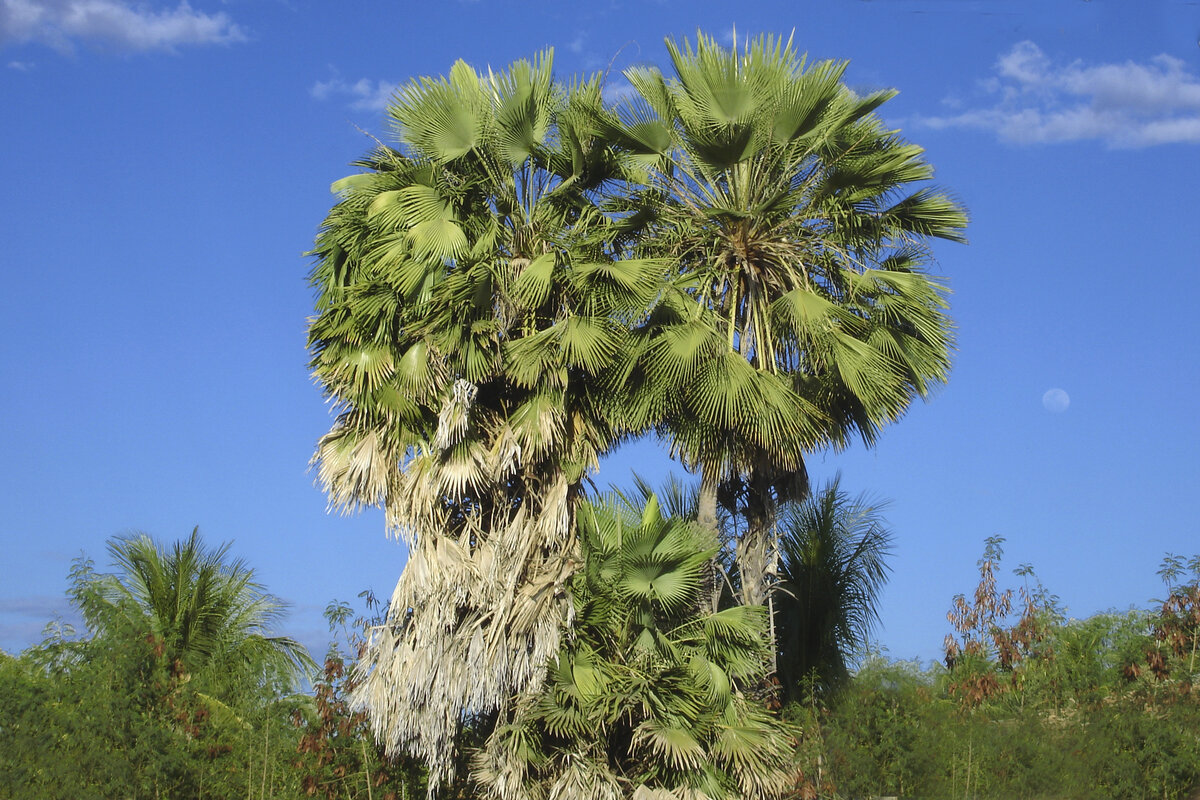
top-left (604, 33), bottom-right (966, 611)
top-left (74, 528), bottom-right (314, 688)
top-left (306, 52), bottom-right (662, 788)
top-left (474, 489), bottom-right (793, 800)
top-left (773, 477), bottom-right (893, 699)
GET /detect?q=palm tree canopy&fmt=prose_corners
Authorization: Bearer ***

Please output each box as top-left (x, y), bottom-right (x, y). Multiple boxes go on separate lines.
top-left (73, 527), bottom-right (314, 689)
top-left (606, 32), bottom-right (967, 481)
top-left (307, 51), bottom-right (663, 538)
top-left (591, 32), bottom-right (963, 614)
top-left (474, 491), bottom-right (794, 800)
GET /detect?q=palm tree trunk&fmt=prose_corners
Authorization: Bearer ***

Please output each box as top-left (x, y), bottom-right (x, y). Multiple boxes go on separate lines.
top-left (697, 465), bottom-right (719, 531)
top-left (737, 528), bottom-right (770, 607)
top-left (737, 469), bottom-right (774, 608)
top-left (698, 464), bottom-right (722, 615)
top-left (738, 468), bottom-right (784, 690)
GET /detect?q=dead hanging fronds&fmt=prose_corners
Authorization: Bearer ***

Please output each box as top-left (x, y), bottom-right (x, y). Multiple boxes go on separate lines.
top-left (312, 424), bottom-right (399, 516)
top-left (435, 379), bottom-right (479, 450)
top-left (351, 433), bottom-right (581, 794)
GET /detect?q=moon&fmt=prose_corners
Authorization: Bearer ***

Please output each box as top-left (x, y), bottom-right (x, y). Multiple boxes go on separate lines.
top-left (1042, 388), bottom-right (1070, 413)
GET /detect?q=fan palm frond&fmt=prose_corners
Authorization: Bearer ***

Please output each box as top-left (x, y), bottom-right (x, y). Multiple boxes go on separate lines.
top-left (473, 493), bottom-right (793, 800)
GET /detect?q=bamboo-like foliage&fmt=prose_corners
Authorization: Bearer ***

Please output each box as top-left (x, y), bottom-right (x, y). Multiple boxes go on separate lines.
top-left (473, 491), bottom-right (794, 800)
top-left (307, 52), bottom-right (662, 790)
top-left (772, 477), bottom-right (893, 698)
top-left (601, 32), bottom-right (967, 607)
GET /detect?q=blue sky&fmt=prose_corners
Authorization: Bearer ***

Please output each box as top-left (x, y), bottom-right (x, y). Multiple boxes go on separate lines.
top-left (2, 0), bottom-right (1198, 665)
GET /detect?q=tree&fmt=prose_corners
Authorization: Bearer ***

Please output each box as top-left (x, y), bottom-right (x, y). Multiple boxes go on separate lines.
top-left (473, 490), bottom-right (794, 800)
top-left (306, 51), bottom-right (662, 788)
top-left (74, 527), bottom-right (314, 689)
top-left (2, 535), bottom-right (316, 800)
top-left (772, 476), bottom-right (893, 700)
top-left (604, 33), bottom-right (966, 611)
top-left (307, 35), bottom-right (966, 793)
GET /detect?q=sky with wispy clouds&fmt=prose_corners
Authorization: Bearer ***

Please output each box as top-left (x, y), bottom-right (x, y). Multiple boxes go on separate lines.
top-left (918, 40), bottom-right (1200, 147)
top-left (2, 0), bottom-right (1198, 664)
top-left (1, 0), bottom-right (244, 52)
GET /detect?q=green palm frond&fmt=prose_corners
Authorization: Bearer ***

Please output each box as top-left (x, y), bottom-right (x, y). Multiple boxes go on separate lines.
top-left (510, 252), bottom-right (558, 308)
top-left (475, 493), bottom-right (792, 800)
top-left (390, 60), bottom-right (485, 161)
top-left (633, 719), bottom-right (707, 772)
top-left (77, 529), bottom-right (316, 690)
top-left (773, 475), bottom-right (893, 698)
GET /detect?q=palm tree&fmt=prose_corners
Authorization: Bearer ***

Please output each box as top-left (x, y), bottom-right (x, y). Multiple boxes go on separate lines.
top-left (73, 528), bottom-right (314, 689)
top-left (473, 490), bottom-right (793, 800)
top-left (773, 477), bottom-right (893, 699)
top-left (306, 52), bottom-right (662, 788)
top-left (604, 33), bottom-right (966, 610)
top-left (307, 36), bottom-right (965, 788)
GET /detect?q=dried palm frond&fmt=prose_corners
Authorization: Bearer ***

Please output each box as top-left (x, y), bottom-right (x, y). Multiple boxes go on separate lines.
top-left (355, 511), bottom-right (576, 791)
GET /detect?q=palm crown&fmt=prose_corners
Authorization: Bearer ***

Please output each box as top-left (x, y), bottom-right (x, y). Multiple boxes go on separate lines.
top-left (73, 528), bottom-right (314, 688)
top-left (773, 477), bottom-right (894, 698)
top-left (602, 33), bottom-right (966, 604)
top-left (307, 52), bottom-right (665, 789)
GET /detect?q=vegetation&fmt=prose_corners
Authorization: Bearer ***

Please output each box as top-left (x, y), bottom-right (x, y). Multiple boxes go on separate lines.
top-left (606, 34), bottom-right (965, 614)
top-left (773, 476), bottom-right (893, 701)
top-left (76, 527), bottom-right (315, 687)
top-left (1, 530), bottom-right (318, 799)
top-left (306, 49), bottom-right (657, 790)
top-left (475, 490), bottom-right (793, 799)
top-left (0, 532), bottom-right (426, 800)
top-left (791, 542), bottom-right (1200, 800)
top-left (16, 29), bottom-right (1194, 800)
top-left (304, 31), bottom-right (966, 796)
top-left (5, 529), bottom-right (1200, 799)
top-left (295, 593), bottom-right (424, 800)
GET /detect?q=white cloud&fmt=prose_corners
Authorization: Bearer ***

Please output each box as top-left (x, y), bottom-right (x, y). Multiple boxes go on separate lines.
top-left (601, 79), bottom-right (636, 105)
top-left (0, 0), bottom-right (246, 53)
top-left (310, 75), bottom-right (399, 112)
top-left (917, 41), bottom-right (1200, 148)
top-left (7, 58), bottom-right (33, 69)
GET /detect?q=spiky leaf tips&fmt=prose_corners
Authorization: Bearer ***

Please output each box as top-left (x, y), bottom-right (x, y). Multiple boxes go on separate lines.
top-left (473, 492), bottom-right (794, 800)
top-left (306, 52), bottom-right (656, 790)
top-left (74, 528), bottom-right (315, 691)
top-left (605, 32), bottom-right (966, 608)
top-left (773, 476), bottom-right (894, 699)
